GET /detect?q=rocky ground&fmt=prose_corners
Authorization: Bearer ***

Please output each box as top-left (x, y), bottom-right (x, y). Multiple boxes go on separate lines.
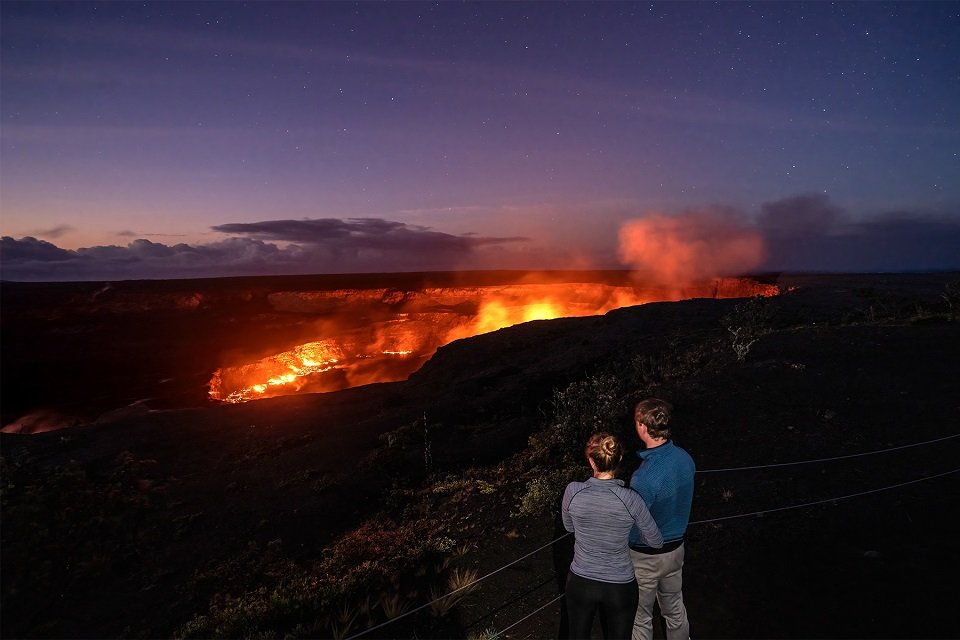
top-left (2, 272), bottom-right (959, 638)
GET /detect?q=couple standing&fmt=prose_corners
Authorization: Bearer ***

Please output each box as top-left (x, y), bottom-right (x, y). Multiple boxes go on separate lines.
top-left (561, 398), bottom-right (695, 640)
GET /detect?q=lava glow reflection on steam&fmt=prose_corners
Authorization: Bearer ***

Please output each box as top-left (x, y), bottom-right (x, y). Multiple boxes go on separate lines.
top-left (208, 279), bottom-right (778, 403)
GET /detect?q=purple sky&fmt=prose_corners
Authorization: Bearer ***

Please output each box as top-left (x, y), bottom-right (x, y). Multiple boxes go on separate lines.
top-left (2, 2), bottom-right (958, 281)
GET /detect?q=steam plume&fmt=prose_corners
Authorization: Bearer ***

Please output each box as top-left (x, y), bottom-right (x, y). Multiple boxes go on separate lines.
top-left (618, 210), bottom-right (766, 286)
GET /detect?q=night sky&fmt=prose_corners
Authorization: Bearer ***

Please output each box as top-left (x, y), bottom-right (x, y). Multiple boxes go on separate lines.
top-left (2, 1), bottom-right (958, 281)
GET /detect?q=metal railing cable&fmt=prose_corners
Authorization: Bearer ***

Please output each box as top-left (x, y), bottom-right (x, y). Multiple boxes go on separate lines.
top-left (345, 532), bottom-right (572, 639)
top-left (688, 466), bottom-right (960, 524)
top-left (492, 593), bottom-right (565, 638)
top-left (696, 432), bottom-right (960, 473)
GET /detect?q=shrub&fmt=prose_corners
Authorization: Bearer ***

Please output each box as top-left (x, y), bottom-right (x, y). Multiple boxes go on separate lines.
top-left (428, 567), bottom-right (479, 617)
top-left (722, 296), bottom-right (772, 361)
top-left (529, 373), bottom-right (625, 464)
top-left (447, 567), bottom-right (480, 595)
top-left (514, 466), bottom-right (583, 517)
top-left (378, 592), bottom-right (412, 620)
top-left (629, 339), bottom-right (723, 394)
top-left (330, 601), bottom-right (358, 639)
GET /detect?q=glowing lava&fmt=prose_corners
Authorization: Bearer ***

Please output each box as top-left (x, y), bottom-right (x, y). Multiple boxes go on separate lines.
top-left (209, 340), bottom-right (344, 402)
top-left (209, 278), bottom-right (778, 403)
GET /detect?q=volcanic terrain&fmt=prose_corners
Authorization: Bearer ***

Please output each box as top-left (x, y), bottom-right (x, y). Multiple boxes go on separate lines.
top-left (2, 271), bottom-right (958, 639)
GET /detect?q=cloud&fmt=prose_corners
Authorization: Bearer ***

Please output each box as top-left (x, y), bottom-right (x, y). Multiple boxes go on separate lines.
top-left (757, 195), bottom-right (960, 272)
top-left (757, 194), bottom-right (847, 235)
top-left (211, 217), bottom-right (527, 252)
top-left (1, 235), bottom-right (309, 281)
top-left (0, 236), bottom-right (74, 263)
top-left (1, 217), bottom-right (531, 281)
top-left (28, 224), bottom-right (76, 239)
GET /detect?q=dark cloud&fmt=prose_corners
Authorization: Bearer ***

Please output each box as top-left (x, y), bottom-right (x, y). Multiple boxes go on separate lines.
top-left (757, 194), bottom-right (847, 235)
top-left (1, 218), bottom-right (530, 281)
top-left (2, 235), bottom-right (318, 281)
top-left (30, 224), bottom-right (76, 239)
top-left (211, 217), bottom-right (527, 253)
top-left (757, 195), bottom-right (960, 272)
top-left (1, 236), bottom-right (74, 263)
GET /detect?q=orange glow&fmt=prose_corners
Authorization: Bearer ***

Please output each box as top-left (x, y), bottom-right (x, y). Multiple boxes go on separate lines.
top-left (209, 340), bottom-right (344, 403)
top-left (208, 278), bottom-right (777, 403)
top-left (619, 212), bottom-right (766, 293)
top-left (525, 302), bottom-right (561, 321)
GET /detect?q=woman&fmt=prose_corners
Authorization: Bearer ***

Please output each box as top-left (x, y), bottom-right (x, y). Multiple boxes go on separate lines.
top-left (562, 432), bottom-right (663, 639)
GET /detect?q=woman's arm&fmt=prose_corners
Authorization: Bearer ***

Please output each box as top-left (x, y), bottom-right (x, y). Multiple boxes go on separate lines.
top-left (561, 483), bottom-right (577, 533)
top-left (628, 492), bottom-right (663, 548)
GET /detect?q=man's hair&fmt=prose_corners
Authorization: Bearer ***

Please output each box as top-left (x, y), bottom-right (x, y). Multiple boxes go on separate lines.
top-left (585, 432), bottom-right (623, 473)
top-left (634, 398), bottom-right (673, 440)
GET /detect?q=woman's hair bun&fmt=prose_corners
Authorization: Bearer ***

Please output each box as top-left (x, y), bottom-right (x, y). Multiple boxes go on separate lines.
top-left (585, 432), bottom-right (622, 472)
top-left (599, 435), bottom-right (619, 456)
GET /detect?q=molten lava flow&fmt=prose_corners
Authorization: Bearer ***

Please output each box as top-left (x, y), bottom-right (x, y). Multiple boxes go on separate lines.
top-left (209, 340), bottom-right (344, 403)
top-left (209, 278), bottom-right (778, 403)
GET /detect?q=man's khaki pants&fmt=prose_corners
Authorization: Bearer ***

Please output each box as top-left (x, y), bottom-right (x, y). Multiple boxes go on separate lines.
top-left (630, 544), bottom-right (690, 640)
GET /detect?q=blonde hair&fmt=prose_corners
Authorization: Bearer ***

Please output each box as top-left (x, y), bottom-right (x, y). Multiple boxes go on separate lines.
top-left (585, 432), bottom-right (623, 473)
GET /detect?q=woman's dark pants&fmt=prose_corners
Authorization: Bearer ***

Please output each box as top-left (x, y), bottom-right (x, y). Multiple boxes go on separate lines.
top-left (565, 571), bottom-right (639, 639)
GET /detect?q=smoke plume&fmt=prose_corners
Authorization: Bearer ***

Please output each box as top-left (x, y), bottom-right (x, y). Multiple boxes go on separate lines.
top-left (618, 210), bottom-right (766, 286)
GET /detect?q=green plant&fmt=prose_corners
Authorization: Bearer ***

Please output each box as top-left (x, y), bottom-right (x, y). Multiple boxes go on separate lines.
top-left (355, 594), bottom-right (374, 628)
top-left (447, 567), bottom-right (479, 595)
top-left (378, 592), bottom-right (411, 620)
top-left (529, 373), bottom-right (625, 463)
top-left (330, 619), bottom-right (353, 640)
top-left (428, 584), bottom-right (458, 617)
top-left (329, 601), bottom-right (358, 639)
top-left (428, 567), bottom-right (479, 617)
top-left (467, 626), bottom-right (500, 640)
top-left (514, 466), bottom-right (582, 517)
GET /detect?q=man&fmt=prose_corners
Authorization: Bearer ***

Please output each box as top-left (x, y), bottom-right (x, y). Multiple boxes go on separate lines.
top-left (629, 398), bottom-right (695, 640)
